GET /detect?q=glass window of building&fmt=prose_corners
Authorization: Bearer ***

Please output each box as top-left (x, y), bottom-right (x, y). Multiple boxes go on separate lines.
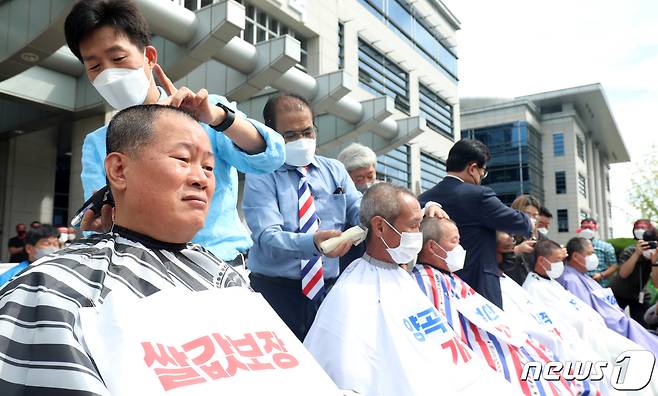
top-left (420, 152), bottom-right (446, 192)
top-left (377, 145), bottom-right (410, 187)
top-left (338, 22), bottom-right (345, 69)
top-left (606, 174), bottom-right (610, 192)
top-left (555, 171), bottom-right (566, 194)
top-left (578, 173), bottom-right (587, 198)
top-left (553, 133), bottom-right (565, 157)
top-left (358, 39), bottom-right (410, 113)
top-left (357, 0), bottom-right (458, 81)
top-left (557, 209), bottom-right (569, 233)
top-left (419, 83), bottom-right (453, 137)
top-left (576, 135), bottom-right (585, 162)
top-left (464, 122), bottom-right (544, 206)
top-left (608, 202), bottom-right (612, 219)
top-left (225, 0), bottom-right (309, 71)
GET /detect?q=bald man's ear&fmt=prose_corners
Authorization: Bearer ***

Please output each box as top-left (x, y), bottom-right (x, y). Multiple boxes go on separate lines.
top-left (105, 153), bottom-right (128, 192)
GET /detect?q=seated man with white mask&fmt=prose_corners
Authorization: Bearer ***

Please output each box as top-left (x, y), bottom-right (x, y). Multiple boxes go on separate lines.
top-left (0, 105), bottom-right (248, 395)
top-left (413, 218), bottom-right (587, 396)
top-left (304, 183), bottom-right (518, 396)
top-left (559, 237), bottom-right (658, 356)
top-left (64, 0), bottom-right (284, 266)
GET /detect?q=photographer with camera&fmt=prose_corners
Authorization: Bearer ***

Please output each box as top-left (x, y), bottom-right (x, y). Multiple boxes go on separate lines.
top-left (610, 219), bottom-right (658, 327)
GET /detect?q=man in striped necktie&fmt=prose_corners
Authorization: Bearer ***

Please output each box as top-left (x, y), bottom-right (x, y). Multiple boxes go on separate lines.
top-left (244, 93), bottom-right (362, 340)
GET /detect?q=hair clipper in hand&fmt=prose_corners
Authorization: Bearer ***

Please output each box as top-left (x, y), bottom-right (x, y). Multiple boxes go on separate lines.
top-left (70, 185), bottom-right (115, 228)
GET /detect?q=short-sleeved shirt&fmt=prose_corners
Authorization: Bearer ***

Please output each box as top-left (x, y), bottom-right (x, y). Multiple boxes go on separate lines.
top-left (610, 245), bottom-right (652, 300)
top-left (586, 238), bottom-right (618, 287)
top-left (7, 235), bottom-right (27, 262)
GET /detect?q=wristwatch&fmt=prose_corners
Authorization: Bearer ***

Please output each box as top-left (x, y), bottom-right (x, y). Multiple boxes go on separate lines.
top-left (210, 102), bottom-right (236, 131)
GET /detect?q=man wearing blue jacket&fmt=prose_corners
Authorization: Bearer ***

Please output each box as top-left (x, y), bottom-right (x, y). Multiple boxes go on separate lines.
top-left (418, 139), bottom-right (532, 308)
top-left (64, 0), bottom-right (285, 264)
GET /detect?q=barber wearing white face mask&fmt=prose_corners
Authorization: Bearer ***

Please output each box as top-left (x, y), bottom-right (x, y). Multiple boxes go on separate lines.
top-left (243, 94), bottom-right (362, 341)
top-left (64, 0), bottom-right (285, 266)
top-left (0, 224), bottom-right (61, 287)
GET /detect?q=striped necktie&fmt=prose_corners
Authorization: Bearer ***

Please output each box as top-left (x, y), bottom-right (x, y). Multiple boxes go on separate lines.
top-left (296, 166), bottom-right (325, 300)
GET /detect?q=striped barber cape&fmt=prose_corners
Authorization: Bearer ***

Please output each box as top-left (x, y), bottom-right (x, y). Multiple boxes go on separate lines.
top-left (412, 264), bottom-right (602, 396)
top-left (0, 225), bottom-right (247, 396)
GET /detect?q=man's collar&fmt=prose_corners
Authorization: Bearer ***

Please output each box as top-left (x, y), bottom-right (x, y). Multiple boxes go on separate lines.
top-left (445, 174), bottom-right (465, 183)
top-left (362, 253), bottom-right (400, 269)
top-left (281, 156), bottom-right (320, 171)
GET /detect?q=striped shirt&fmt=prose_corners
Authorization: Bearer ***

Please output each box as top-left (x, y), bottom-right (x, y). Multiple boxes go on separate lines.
top-left (412, 264), bottom-right (601, 396)
top-left (0, 225), bottom-right (247, 395)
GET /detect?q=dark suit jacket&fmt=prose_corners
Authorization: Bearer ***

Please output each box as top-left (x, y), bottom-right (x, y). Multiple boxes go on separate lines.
top-left (419, 176), bottom-right (532, 308)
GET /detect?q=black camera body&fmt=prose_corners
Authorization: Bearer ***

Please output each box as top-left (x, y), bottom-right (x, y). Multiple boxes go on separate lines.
top-left (646, 241), bottom-right (658, 249)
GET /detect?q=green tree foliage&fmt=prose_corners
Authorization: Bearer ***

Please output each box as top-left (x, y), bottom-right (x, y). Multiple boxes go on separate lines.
top-left (629, 146), bottom-right (658, 219)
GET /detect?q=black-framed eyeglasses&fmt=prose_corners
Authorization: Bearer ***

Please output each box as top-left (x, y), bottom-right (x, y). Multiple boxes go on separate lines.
top-left (281, 125), bottom-right (317, 141)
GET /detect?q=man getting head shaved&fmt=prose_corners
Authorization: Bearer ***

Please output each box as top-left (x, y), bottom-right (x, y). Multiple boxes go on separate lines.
top-left (304, 182), bottom-right (517, 396)
top-left (0, 105), bottom-right (247, 395)
top-left (413, 217), bottom-right (588, 395)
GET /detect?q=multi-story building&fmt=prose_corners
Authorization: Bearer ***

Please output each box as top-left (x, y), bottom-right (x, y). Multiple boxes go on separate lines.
top-left (461, 84), bottom-right (630, 244)
top-left (0, 0), bottom-right (460, 260)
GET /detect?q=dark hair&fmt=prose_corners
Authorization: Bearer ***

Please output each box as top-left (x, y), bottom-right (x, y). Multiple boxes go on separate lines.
top-left (107, 105), bottom-right (196, 155)
top-left (30, 221), bottom-right (41, 228)
top-left (643, 228), bottom-right (658, 242)
top-left (539, 206), bottom-right (553, 218)
top-left (581, 218), bottom-right (597, 225)
top-left (533, 239), bottom-right (562, 264)
top-left (25, 224), bottom-right (59, 246)
top-left (445, 139), bottom-right (491, 172)
top-left (65, 0), bottom-right (152, 62)
top-left (566, 237), bottom-right (590, 260)
top-left (262, 93), bottom-right (314, 130)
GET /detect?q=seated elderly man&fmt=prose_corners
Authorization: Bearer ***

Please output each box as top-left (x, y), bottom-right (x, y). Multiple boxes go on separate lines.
top-left (0, 105), bottom-right (247, 395)
top-left (304, 182), bottom-right (517, 396)
top-left (523, 240), bottom-right (658, 370)
top-left (559, 237), bottom-right (658, 356)
top-left (413, 218), bottom-right (584, 396)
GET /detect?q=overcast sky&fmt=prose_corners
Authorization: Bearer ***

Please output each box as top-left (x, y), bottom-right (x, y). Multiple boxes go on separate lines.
top-left (442, 0), bottom-right (658, 237)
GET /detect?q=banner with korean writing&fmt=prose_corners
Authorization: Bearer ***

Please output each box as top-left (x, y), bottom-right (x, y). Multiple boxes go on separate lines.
top-left (79, 287), bottom-right (342, 396)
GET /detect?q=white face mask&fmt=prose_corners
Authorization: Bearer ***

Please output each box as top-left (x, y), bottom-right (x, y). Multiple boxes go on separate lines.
top-left (543, 260), bottom-right (564, 280)
top-left (34, 246), bottom-right (58, 261)
top-left (643, 249), bottom-right (655, 260)
top-left (285, 138), bottom-right (316, 167)
top-left (380, 218), bottom-right (423, 265)
top-left (634, 229), bottom-right (647, 240)
top-left (537, 227), bottom-right (549, 236)
top-left (92, 51), bottom-right (150, 110)
top-left (435, 243), bottom-right (466, 272)
top-left (585, 254), bottom-right (599, 271)
top-left (579, 228), bottom-right (596, 240)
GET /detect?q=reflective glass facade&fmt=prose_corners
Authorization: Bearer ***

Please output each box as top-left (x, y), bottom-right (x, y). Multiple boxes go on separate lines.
top-left (553, 132), bottom-right (565, 157)
top-left (464, 121), bottom-right (544, 206)
top-left (420, 152), bottom-right (446, 192)
top-left (358, 39), bottom-right (410, 113)
top-left (377, 145), bottom-right (410, 187)
top-left (357, 0), bottom-right (458, 81)
top-left (419, 83), bottom-right (453, 137)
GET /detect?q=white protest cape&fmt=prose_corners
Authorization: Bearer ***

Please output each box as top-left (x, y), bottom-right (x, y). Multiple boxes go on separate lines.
top-left (304, 255), bottom-right (519, 396)
top-left (79, 287), bottom-right (341, 396)
top-left (522, 272), bottom-right (658, 395)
